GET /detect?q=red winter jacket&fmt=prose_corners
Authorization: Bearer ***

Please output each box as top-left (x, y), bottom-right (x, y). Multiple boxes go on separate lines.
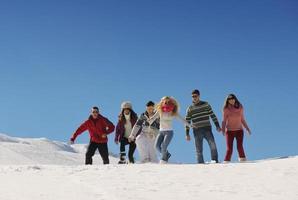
top-left (71, 114), bottom-right (115, 143)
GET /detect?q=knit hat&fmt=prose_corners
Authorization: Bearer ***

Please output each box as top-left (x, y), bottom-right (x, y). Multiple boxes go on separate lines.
top-left (121, 101), bottom-right (132, 110)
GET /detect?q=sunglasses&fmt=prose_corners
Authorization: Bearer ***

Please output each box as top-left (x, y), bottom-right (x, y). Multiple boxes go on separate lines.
top-left (192, 95), bottom-right (199, 98)
top-left (92, 111), bottom-right (99, 114)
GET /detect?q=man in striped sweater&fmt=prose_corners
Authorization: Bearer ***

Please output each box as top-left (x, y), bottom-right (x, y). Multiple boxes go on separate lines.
top-left (185, 89), bottom-right (221, 163)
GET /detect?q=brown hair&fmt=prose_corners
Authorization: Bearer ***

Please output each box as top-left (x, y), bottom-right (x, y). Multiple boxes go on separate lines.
top-left (223, 94), bottom-right (242, 111)
top-left (118, 108), bottom-right (138, 123)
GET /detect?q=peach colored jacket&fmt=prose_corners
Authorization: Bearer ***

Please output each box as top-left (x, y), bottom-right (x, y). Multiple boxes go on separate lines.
top-left (222, 106), bottom-right (249, 132)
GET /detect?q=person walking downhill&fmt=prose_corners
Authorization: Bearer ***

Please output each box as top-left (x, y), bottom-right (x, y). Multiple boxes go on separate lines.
top-left (222, 94), bottom-right (251, 163)
top-left (70, 106), bottom-right (115, 165)
top-left (148, 96), bottom-right (192, 164)
top-left (115, 102), bottom-right (138, 164)
top-left (129, 101), bottom-right (160, 163)
top-left (185, 89), bottom-right (221, 164)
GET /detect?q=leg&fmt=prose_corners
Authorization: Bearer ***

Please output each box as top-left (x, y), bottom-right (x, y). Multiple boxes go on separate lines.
top-left (128, 141), bottom-right (137, 163)
top-left (204, 129), bottom-right (219, 162)
top-left (155, 132), bottom-right (164, 154)
top-left (97, 143), bottom-right (110, 164)
top-left (161, 131), bottom-right (174, 161)
top-left (136, 135), bottom-right (150, 163)
top-left (85, 141), bottom-right (98, 165)
top-left (119, 138), bottom-right (128, 163)
top-left (224, 131), bottom-right (235, 161)
top-left (193, 129), bottom-right (204, 163)
top-left (235, 130), bottom-right (246, 159)
top-left (148, 137), bottom-right (158, 163)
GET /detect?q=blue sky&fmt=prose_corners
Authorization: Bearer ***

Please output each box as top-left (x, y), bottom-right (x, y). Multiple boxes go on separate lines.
top-left (0, 0), bottom-right (297, 163)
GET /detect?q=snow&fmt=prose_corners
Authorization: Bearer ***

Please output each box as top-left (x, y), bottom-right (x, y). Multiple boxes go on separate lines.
top-left (0, 133), bottom-right (297, 200)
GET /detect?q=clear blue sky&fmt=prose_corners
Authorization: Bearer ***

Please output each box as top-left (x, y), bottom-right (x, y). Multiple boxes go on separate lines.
top-left (0, 0), bottom-right (297, 163)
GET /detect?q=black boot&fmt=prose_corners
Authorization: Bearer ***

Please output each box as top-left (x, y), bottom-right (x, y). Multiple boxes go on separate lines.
top-left (118, 153), bottom-right (126, 164)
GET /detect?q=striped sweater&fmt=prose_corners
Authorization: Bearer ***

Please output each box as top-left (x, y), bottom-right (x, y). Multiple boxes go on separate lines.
top-left (185, 101), bottom-right (220, 136)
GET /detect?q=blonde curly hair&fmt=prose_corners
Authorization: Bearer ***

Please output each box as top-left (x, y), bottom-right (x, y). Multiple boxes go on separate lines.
top-left (156, 96), bottom-right (180, 116)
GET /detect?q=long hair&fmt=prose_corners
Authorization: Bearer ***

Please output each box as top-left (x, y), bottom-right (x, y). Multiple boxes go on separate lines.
top-left (156, 96), bottom-right (180, 116)
top-left (223, 94), bottom-right (242, 110)
top-left (119, 108), bottom-right (138, 123)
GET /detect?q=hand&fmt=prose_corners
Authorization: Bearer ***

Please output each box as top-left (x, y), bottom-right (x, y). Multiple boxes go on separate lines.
top-left (216, 127), bottom-right (222, 132)
top-left (247, 129), bottom-right (252, 135)
top-left (69, 139), bottom-right (74, 145)
top-left (186, 135), bottom-right (191, 141)
top-left (101, 134), bottom-right (107, 138)
top-left (191, 124), bottom-right (198, 129)
top-left (128, 135), bottom-right (135, 143)
top-left (115, 140), bottom-right (119, 145)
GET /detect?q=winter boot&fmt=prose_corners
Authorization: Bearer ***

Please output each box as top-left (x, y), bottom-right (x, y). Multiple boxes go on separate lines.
top-left (118, 153), bottom-right (127, 164)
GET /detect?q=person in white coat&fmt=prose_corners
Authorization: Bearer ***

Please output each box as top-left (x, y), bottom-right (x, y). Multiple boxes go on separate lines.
top-left (129, 101), bottom-right (160, 163)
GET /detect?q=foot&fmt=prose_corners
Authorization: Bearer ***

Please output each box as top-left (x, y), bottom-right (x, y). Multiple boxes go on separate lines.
top-left (159, 160), bottom-right (168, 164)
top-left (239, 157), bottom-right (247, 162)
top-left (210, 160), bottom-right (218, 164)
top-left (166, 152), bottom-right (171, 161)
top-left (118, 160), bottom-right (127, 164)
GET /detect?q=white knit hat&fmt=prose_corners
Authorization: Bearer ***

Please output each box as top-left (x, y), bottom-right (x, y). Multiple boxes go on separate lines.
top-left (121, 101), bottom-right (132, 110)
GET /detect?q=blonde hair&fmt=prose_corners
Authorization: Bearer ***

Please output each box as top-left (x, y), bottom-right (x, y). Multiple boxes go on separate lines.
top-left (156, 96), bottom-right (180, 116)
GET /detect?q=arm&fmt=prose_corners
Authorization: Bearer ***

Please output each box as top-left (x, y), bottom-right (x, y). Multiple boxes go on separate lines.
top-left (70, 121), bottom-right (88, 142)
top-left (241, 108), bottom-right (250, 133)
top-left (130, 116), bottom-right (145, 139)
top-left (185, 107), bottom-right (192, 137)
top-left (208, 104), bottom-right (221, 129)
top-left (114, 121), bottom-right (122, 143)
top-left (147, 111), bottom-right (160, 124)
top-left (176, 113), bottom-right (192, 128)
top-left (102, 117), bottom-right (115, 135)
top-left (221, 109), bottom-right (228, 134)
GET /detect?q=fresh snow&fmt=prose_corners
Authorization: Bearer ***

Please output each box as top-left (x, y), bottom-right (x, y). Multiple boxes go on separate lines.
top-left (0, 133), bottom-right (297, 200)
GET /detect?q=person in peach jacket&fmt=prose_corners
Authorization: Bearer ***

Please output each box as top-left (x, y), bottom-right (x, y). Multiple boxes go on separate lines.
top-left (222, 94), bottom-right (251, 162)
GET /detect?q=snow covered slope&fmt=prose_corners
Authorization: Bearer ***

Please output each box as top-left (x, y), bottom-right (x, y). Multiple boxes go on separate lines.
top-left (0, 133), bottom-right (297, 200)
top-left (0, 133), bottom-right (118, 165)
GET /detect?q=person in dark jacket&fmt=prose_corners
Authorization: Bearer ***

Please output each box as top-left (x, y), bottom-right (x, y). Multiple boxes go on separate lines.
top-left (70, 106), bottom-right (115, 165)
top-left (115, 102), bottom-right (138, 164)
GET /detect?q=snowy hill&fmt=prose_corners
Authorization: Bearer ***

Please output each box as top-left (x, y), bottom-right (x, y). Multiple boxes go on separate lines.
top-left (0, 133), bottom-right (118, 165)
top-left (0, 133), bottom-right (297, 200)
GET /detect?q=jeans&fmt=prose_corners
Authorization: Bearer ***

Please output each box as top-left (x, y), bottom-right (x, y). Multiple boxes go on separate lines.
top-left (193, 127), bottom-right (218, 163)
top-left (155, 130), bottom-right (174, 161)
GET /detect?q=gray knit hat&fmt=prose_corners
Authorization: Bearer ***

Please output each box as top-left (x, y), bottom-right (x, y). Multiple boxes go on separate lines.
top-left (121, 101), bottom-right (132, 110)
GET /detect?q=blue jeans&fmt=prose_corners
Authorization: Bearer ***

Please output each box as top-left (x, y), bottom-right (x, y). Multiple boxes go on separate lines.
top-left (193, 127), bottom-right (218, 163)
top-left (155, 130), bottom-right (174, 161)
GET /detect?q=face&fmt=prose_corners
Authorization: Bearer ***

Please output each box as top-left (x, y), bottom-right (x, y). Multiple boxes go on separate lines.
top-left (192, 94), bottom-right (200, 103)
top-left (163, 99), bottom-right (171, 106)
top-left (91, 109), bottom-right (99, 118)
top-left (124, 108), bottom-right (131, 115)
top-left (228, 97), bottom-right (236, 105)
top-left (146, 106), bottom-right (155, 115)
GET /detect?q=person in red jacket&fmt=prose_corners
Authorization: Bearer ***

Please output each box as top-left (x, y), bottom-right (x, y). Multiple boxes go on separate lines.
top-left (70, 106), bottom-right (115, 165)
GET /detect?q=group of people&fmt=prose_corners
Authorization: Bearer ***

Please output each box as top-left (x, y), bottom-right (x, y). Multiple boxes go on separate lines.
top-left (70, 89), bottom-right (251, 165)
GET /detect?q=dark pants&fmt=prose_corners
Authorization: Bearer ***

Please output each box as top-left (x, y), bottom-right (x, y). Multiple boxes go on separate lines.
top-left (194, 127), bottom-right (218, 163)
top-left (86, 141), bottom-right (109, 165)
top-left (120, 137), bottom-right (136, 163)
top-left (224, 130), bottom-right (246, 161)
